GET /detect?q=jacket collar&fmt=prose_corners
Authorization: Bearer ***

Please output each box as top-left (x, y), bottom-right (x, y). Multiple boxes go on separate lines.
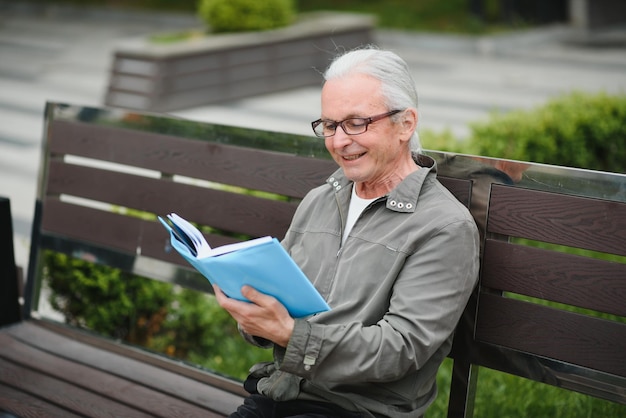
top-left (326, 153), bottom-right (437, 213)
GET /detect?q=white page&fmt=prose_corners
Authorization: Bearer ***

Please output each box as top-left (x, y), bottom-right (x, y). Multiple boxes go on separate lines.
top-left (205, 235), bottom-right (273, 258)
top-left (167, 213), bottom-right (273, 258)
top-left (167, 213), bottom-right (213, 258)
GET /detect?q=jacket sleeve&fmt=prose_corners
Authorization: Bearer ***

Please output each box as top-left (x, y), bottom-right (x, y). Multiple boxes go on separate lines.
top-left (238, 323), bottom-right (273, 349)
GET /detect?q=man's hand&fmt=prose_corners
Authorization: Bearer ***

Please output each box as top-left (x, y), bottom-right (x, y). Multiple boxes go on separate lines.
top-left (213, 285), bottom-right (295, 347)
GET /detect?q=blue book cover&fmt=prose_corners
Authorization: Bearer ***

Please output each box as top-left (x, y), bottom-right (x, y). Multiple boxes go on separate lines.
top-left (159, 214), bottom-right (330, 318)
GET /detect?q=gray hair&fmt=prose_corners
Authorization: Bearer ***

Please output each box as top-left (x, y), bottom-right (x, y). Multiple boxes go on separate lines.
top-left (323, 46), bottom-right (421, 153)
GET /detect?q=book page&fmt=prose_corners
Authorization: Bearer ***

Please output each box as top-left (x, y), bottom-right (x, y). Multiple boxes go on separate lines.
top-left (166, 213), bottom-right (273, 259)
top-left (205, 235), bottom-right (273, 258)
top-left (167, 213), bottom-right (213, 258)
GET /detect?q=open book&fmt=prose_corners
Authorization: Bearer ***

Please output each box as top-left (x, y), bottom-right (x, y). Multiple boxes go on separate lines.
top-left (158, 213), bottom-right (330, 318)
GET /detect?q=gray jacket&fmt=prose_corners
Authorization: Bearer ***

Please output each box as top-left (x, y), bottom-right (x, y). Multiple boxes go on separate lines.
top-left (248, 154), bottom-right (480, 417)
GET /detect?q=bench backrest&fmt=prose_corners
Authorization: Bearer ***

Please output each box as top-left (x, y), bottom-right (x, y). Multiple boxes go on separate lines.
top-left (435, 156), bottom-right (626, 416)
top-left (25, 103), bottom-right (626, 416)
top-left (27, 104), bottom-right (470, 300)
top-left (28, 105), bottom-right (333, 301)
top-left (480, 185), bottom-right (626, 376)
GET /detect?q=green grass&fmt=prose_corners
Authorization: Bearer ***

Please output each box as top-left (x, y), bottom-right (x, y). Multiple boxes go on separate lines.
top-left (428, 359), bottom-right (626, 418)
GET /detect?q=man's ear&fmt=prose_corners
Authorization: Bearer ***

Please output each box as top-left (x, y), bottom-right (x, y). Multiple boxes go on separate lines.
top-left (400, 108), bottom-right (418, 142)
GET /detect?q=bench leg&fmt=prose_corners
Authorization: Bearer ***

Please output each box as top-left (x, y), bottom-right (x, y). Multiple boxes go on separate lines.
top-left (447, 357), bottom-right (479, 418)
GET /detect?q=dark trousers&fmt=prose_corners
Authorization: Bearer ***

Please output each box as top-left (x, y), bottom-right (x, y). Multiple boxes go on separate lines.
top-left (229, 394), bottom-right (364, 418)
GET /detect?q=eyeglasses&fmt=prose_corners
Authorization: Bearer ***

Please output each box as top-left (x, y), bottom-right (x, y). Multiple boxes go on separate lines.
top-left (311, 109), bottom-right (402, 138)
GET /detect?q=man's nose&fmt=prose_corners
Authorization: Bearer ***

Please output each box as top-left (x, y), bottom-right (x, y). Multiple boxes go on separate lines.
top-left (330, 125), bottom-right (353, 146)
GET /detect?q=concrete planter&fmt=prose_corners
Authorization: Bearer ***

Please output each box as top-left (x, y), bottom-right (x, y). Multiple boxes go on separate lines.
top-left (105, 12), bottom-right (375, 112)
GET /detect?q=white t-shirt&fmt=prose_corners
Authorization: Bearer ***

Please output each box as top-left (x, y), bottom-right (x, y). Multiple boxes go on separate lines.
top-left (343, 185), bottom-right (378, 245)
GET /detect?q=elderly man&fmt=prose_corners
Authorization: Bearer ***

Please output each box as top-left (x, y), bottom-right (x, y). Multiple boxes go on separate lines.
top-left (215, 46), bottom-right (480, 418)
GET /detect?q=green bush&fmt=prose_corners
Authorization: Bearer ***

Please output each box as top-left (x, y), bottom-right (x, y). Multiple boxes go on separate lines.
top-left (198, 0), bottom-right (296, 33)
top-left (44, 252), bottom-right (272, 379)
top-left (45, 251), bottom-right (174, 344)
top-left (424, 91), bottom-right (626, 174)
top-left (467, 91), bottom-right (626, 173)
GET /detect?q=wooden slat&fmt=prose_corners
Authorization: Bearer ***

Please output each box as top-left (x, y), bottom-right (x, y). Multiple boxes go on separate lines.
top-left (0, 383), bottom-right (83, 418)
top-left (475, 293), bottom-right (626, 378)
top-left (487, 185), bottom-right (626, 256)
top-left (39, 202), bottom-right (248, 268)
top-left (0, 333), bottom-right (217, 418)
top-left (48, 120), bottom-right (335, 198)
top-left (0, 357), bottom-right (154, 417)
top-left (46, 162), bottom-right (299, 238)
top-left (42, 199), bottom-right (143, 255)
top-left (3, 321), bottom-right (244, 415)
top-left (32, 319), bottom-right (246, 397)
top-left (438, 176), bottom-right (471, 208)
top-left (482, 240), bottom-right (626, 317)
top-left (42, 200), bottom-right (296, 266)
top-left (40, 199), bottom-right (293, 273)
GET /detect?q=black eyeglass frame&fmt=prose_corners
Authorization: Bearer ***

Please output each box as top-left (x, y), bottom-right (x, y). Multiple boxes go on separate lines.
top-left (311, 109), bottom-right (403, 138)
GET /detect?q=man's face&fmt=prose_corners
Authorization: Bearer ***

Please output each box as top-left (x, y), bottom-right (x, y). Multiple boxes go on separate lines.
top-left (321, 73), bottom-right (407, 191)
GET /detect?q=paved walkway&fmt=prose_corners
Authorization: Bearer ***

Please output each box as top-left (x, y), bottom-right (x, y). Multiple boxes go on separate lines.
top-left (1, 3), bottom-right (625, 270)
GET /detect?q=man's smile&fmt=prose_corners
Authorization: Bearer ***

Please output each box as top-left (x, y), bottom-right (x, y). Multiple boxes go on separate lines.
top-left (342, 152), bottom-right (366, 161)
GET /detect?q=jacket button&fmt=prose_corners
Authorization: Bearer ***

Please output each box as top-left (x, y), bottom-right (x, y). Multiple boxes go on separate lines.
top-left (389, 200), bottom-right (397, 207)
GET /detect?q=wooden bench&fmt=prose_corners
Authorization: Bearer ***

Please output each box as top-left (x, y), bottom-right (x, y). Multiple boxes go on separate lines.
top-left (0, 102), bottom-right (624, 417)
